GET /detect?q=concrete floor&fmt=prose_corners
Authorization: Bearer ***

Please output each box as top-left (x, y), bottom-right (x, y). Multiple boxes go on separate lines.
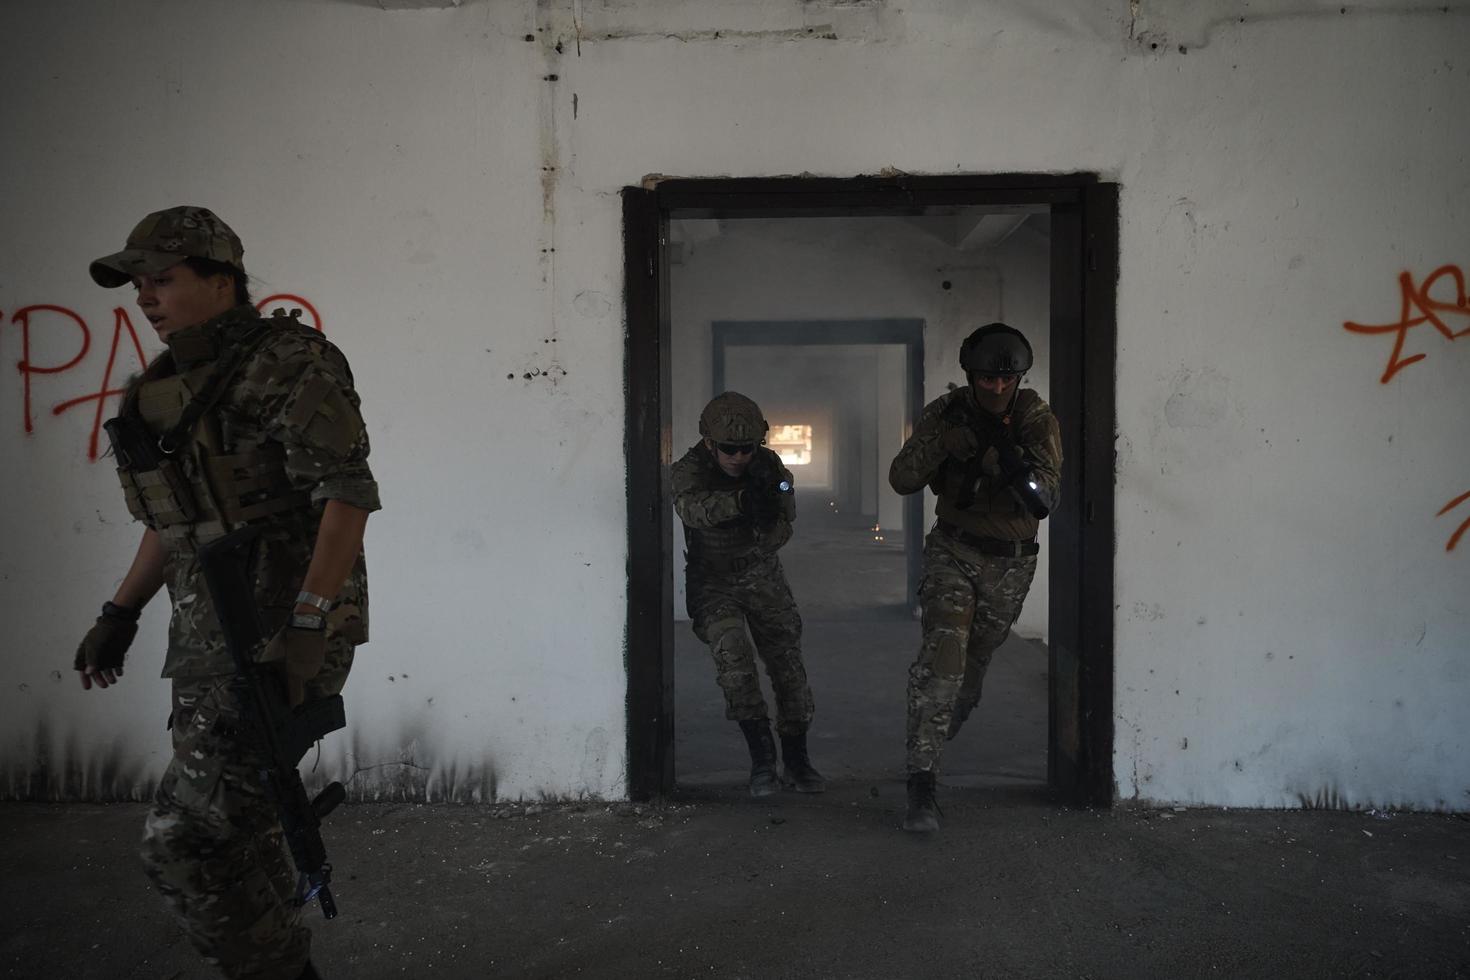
top-left (676, 625), bottom-right (1047, 791)
top-left (3, 798), bottom-right (1468, 979)
top-left (10, 515), bottom-right (1467, 978)
top-left (677, 507), bottom-right (1047, 792)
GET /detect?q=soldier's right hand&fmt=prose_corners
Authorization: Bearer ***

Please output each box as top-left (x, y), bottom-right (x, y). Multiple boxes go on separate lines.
top-left (74, 606), bottom-right (137, 690)
top-left (941, 426), bottom-right (980, 461)
top-left (739, 489), bottom-right (766, 523)
top-left (259, 624), bottom-right (328, 708)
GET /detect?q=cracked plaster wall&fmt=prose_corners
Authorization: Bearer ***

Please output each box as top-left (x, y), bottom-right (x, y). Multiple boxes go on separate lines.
top-left (0, 0), bottom-right (1466, 808)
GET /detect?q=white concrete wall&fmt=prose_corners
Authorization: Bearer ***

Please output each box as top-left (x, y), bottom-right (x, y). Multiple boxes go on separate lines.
top-left (1, 0), bottom-right (1466, 809)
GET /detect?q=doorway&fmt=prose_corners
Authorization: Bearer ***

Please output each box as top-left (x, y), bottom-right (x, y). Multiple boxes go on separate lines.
top-left (625, 175), bottom-right (1117, 805)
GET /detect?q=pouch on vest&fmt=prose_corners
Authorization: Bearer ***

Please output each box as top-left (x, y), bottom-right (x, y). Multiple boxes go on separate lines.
top-left (105, 412), bottom-right (199, 527)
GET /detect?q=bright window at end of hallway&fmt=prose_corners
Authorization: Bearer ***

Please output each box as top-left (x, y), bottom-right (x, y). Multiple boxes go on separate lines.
top-left (768, 423), bottom-right (812, 466)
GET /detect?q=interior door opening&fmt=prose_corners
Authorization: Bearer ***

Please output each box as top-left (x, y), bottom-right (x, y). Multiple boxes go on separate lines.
top-left (625, 176), bottom-right (1117, 805)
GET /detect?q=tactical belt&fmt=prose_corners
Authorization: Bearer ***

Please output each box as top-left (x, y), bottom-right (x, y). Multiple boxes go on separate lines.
top-left (685, 550), bottom-right (761, 575)
top-left (934, 520), bottom-right (1039, 557)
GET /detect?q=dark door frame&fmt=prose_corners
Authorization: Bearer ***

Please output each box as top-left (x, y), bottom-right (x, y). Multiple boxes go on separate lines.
top-left (711, 318), bottom-right (926, 610)
top-left (623, 174), bottom-right (1118, 805)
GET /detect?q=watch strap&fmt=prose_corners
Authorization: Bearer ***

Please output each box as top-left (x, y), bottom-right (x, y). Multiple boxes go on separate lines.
top-left (294, 590), bottom-right (332, 613)
top-left (102, 600), bottom-right (141, 622)
top-left (289, 612), bottom-right (327, 631)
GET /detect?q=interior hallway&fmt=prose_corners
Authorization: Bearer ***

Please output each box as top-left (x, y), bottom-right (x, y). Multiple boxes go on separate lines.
top-left (675, 502), bottom-right (1049, 792)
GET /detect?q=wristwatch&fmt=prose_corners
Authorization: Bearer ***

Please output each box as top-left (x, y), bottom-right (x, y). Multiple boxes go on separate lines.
top-left (295, 590), bottom-right (332, 613)
top-left (289, 612), bottom-right (327, 631)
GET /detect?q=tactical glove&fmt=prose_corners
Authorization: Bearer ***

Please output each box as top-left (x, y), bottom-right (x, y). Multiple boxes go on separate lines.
top-left (259, 625), bottom-right (327, 708)
top-left (74, 607), bottom-right (138, 673)
top-left (741, 487), bottom-right (781, 526)
top-left (941, 426), bottom-right (980, 461)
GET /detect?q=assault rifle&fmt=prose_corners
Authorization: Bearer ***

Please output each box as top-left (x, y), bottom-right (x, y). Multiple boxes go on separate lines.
top-left (196, 525), bottom-right (348, 920)
top-left (940, 397), bottom-right (1052, 520)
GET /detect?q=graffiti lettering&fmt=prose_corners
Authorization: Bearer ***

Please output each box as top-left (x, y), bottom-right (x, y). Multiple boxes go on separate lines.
top-left (1343, 264), bottom-right (1469, 384)
top-left (1438, 491), bottom-right (1470, 553)
top-left (5, 295), bottom-right (322, 460)
top-left (50, 308), bottom-right (149, 460)
top-left (1345, 265), bottom-right (1470, 553)
top-left (11, 305), bottom-right (90, 434)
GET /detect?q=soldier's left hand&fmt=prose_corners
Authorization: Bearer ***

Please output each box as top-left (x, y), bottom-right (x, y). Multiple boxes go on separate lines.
top-left (259, 625), bottom-right (327, 708)
top-left (74, 611), bottom-right (136, 690)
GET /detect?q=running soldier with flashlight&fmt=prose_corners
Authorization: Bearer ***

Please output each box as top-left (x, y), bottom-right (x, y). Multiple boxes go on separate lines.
top-left (672, 392), bottom-right (825, 797)
top-left (889, 323), bottom-right (1061, 832)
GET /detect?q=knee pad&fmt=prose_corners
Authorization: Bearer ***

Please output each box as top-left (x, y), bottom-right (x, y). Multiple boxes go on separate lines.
top-left (706, 617), bottom-right (748, 653)
top-left (931, 635), bottom-right (966, 676)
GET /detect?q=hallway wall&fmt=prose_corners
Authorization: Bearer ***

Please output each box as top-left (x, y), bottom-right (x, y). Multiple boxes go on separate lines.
top-left (1, 0), bottom-right (1465, 808)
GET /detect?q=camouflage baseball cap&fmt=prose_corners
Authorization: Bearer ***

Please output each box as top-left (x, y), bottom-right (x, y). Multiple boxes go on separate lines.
top-left (89, 206), bottom-right (244, 288)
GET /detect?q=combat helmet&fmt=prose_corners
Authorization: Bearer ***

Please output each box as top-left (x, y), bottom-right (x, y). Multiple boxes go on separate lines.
top-left (959, 323), bottom-right (1033, 378)
top-left (699, 391), bottom-right (768, 444)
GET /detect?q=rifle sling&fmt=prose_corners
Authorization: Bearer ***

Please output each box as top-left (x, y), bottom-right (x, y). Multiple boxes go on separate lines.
top-left (157, 321), bottom-right (276, 455)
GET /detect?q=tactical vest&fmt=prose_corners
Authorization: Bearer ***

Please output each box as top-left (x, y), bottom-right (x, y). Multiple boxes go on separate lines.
top-left (932, 388), bottom-right (1043, 539)
top-left (686, 519), bottom-right (759, 568)
top-left (682, 453), bottom-right (765, 573)
top-left (111, 313), bottom-right (311, 549)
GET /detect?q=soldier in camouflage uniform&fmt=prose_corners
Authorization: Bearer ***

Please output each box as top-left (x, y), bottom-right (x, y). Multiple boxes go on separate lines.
top-left (72, 207), bottom-right (379, 980)
top-left (889, 323), bottom-right (1061, 832)
top-left (672, 392), bottom-right (825, 797)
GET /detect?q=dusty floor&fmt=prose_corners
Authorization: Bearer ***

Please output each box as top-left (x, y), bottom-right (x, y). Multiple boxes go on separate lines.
top-left (10, 515), bottom-right (1464, 978)
top-left (676, 506), bottom-right (1047, 792)
top-left (2, 794), bottom-right (1468, 979)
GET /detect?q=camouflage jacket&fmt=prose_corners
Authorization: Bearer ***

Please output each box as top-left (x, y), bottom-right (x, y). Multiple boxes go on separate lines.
top-left (116, 304), bottom-right (381, 677)
top-left (671, 443), bottom-right (794, 570)
top-left (889, 386), bottom-right (1061, 542)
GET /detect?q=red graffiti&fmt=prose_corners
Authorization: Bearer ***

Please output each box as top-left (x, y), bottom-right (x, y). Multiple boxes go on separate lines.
top-left (1344, 265), bottom-right (1470, 553)
top-left (10, 305), bottom-right (90, 434)
top-left (50, 308), bottom-right (150, 459)
top-left (1438, 491), bottom-right (1470, 553)
top-left (1343, 264), bottom-right (1470, 384)
top-left (5, 294), bottom-right (322, 460)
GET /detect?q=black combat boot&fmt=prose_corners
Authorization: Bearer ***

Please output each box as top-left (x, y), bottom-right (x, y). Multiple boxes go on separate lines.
top-left (297, 962), bottom-right (322, 980)
top-left (738, 720), bottom-right (779, 798)
top-left (902, 771), bottom-right (941, 833)
top-left (779, 733), bottom-right (826, 793)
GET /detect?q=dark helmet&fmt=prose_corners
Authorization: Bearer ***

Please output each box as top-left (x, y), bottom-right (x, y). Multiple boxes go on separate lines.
top-left (698, 391), bottom-right (768, 443)
top-left (959, 322), bottom-right (1033, 377)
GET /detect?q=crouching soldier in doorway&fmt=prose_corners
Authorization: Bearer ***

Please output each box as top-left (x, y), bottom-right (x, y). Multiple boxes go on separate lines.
top-left (889, 323), bottom-right (1061, 832)
top-left (672, 391), bottom-right (825, 797)
top-left (72, 206), bottom-right (379, 979)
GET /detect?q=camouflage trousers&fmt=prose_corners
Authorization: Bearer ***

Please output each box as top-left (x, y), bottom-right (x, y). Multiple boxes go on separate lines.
top-left (140, 641), bottom-right (353, 980)
top-left (687, 555), bottom-right (814, 736)
top-left (906, 529), bottom-right (1036, 774)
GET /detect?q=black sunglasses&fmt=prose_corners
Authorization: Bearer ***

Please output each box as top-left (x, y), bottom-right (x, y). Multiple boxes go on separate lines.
top-left (715, 442), bottom-right (756, 456)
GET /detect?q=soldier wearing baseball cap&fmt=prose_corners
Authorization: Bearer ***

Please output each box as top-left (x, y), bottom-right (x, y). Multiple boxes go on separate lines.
top-left (89, 205), bottom-right (245, 287)
top-left (76, 206), bottom-right (380, 980)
